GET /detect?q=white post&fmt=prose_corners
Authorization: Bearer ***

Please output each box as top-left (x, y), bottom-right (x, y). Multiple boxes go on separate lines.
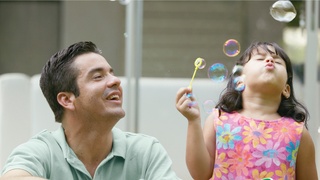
top-left (304, 0), bottom-right (319, 175)
top-left (124, 0), bottom-right (143, 133)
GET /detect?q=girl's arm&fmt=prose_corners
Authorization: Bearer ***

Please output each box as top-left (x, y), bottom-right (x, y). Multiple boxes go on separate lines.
top-left (296, 126), bottom-right (318, 180)
top-left (203, 112), bottom-right (216, 178)
top-left (175, 87), bottom-right (215, 179)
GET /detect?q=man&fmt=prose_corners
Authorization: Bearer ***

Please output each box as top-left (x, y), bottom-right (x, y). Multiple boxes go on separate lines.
top-left (1, 41), bottom-right (180, 180)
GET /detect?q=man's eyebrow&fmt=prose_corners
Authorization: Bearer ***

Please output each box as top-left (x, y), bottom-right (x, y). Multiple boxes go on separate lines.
top-left (88, 67), bottom-right (104, 75)
top-left (87, 67), bottom-right (114, 75)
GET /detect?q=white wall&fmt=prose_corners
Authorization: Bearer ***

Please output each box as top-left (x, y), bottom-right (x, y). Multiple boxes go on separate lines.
top-left (0, 74), bottom-right (32, 169)
top-left (138, 78), bottom-right (226, 179)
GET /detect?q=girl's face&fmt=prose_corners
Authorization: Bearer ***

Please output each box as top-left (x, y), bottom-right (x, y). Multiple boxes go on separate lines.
top-left (241, 45), bottom-right (290, 96)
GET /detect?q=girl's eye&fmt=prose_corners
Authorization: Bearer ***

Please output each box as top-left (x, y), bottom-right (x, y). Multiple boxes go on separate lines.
top-left (255, 57), bottom-right (264, 61)
top-left (274, 58), bottom-right (284, 64)
top-left (254, 55), bottom-right (265, 60)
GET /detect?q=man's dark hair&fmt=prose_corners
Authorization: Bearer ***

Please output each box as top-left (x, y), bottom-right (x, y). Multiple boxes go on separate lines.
top-left (40, 41), bottom-right (102, 122)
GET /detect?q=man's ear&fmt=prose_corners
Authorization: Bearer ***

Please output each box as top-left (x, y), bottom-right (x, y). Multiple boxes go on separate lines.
top-left (57, 92), bottom-right (75, 110)
top-left (282, 84), bottom-right (291, 98)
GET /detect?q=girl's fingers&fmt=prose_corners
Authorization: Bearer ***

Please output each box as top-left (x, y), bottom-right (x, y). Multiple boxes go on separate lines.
top-left (176, 87), bottom-right (191, 104)
top-left (176, 87), bottom-right (197, 110)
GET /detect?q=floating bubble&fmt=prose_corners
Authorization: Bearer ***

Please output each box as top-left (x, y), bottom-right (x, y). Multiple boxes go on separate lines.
top-left (186, 93), bottom-right (193, 98)
top-left (207, 63), bottom-right (228, 83)
top-left (195, 57), bottom-right (206, 69)
top-left (203, 100), bottom-right (215, 114)
top-left (233, 76), bottom-right (245, 91)
top-left (188, 101), bottom-right (198, 108)
top-left (223, 39), bottom-right (241, 57)
top-left (270, 0), bottom-right (297, 23)
top-left (232, 65), bottom-right (243, 76)
top-left (123, 32), bottom-right (128, 38)
top-left (232, 65), bottom-right (245, 91)
top-left (186, 93), bottom-right (198, 108)
top-left (119, 0), bottom-right (131, 5)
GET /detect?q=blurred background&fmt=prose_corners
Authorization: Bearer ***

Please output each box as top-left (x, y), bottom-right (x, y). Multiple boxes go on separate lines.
top-left (2, 0), bottom-right (317, 78)
top-left (0, 0), bottom-right (319, 179)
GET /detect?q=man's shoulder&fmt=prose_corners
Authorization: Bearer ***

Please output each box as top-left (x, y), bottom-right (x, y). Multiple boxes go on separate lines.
top-left (8, 129), bottom-right (57, 157)
top-left (28, 129), bottom-right (59, 145)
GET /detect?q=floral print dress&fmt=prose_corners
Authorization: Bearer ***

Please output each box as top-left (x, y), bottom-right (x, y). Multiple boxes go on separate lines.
top-left (211, 110), bottom-right (304, 180)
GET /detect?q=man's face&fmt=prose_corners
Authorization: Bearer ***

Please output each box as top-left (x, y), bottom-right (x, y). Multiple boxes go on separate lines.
top-left (72, 52), bottom-right (125, 123)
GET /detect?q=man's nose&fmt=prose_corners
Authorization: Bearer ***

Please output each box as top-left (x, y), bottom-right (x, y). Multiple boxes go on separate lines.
top-left (108, 74), bottom-right (121, 87)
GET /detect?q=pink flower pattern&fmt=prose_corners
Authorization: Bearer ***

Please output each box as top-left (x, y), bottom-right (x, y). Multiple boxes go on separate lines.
top-left (211, 111), bottom-right (304, 180)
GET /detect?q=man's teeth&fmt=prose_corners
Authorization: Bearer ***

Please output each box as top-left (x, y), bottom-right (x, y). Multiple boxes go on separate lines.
top-left (107, 95), bottom-right (119, 100)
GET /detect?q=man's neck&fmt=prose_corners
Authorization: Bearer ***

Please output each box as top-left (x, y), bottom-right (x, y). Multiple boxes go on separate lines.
top-left (63, 122), bottom-right (113, 177)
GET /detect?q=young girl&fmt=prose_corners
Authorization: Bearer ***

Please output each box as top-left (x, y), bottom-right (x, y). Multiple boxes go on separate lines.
top-left (176, 42), bottom-right (318, 180)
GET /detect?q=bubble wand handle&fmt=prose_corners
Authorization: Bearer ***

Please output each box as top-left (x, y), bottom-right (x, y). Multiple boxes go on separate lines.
top-left (188, 67), bottom-right (198, 89)
top-left (188, 58), bottom-right (203, 89)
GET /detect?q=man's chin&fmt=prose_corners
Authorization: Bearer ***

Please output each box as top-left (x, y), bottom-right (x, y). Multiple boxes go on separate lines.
top-left (120, 111), bottom-right (125, 119)
top-left (116, 110), bottom-right (125, 119)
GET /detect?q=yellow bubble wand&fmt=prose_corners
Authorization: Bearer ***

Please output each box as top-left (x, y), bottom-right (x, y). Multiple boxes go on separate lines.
top-left (188, 57), bottom-right (204, 89)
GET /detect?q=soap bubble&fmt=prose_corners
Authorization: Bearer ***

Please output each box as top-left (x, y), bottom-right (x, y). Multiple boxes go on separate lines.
top-left (188, 101), bottom-right (198, 108)
top-left (119, 0), bottom-right (131, 5)
top-left (186, 93), bottom-right (193, 98)
top-left (232, 65), bottom-right (243, 77)
top-left (207, 63), bottom-right (228, 83)
top-left (186, 93), bottom-right (198, 108)
top-left (195, 57), bottom-right (206, 69)
top-left (203, 100), bottom-right (215, 114)
top-left (232, 65), bottom-right (245, 91)
top-left (223, 39), bottom-right (241, 57)
top-left (270, 0), bottom-right (297, 23)
top-left (233, 76), bottom-right (245, 91)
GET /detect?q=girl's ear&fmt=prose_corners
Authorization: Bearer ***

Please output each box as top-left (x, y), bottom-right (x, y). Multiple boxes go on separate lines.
top-left (57, 92), bottom-right (75, 110)
top-left (282, 84), bottom-right (291, 98)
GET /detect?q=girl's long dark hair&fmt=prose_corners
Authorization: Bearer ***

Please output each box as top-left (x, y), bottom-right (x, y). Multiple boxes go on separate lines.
top-left (215, 42), bottom-right (309, 127)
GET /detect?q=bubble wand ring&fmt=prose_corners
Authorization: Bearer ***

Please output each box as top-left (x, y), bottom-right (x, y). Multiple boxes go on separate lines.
top-left (188, 58), bottom-right (204, 89)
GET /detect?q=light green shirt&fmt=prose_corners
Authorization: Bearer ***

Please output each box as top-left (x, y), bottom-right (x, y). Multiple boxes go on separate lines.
top-left (2, 126), bottom-right (180, 180)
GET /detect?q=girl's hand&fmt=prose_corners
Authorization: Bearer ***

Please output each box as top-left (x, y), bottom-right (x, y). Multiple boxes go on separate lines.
top-left (175, 87), bottom-right (201, 121)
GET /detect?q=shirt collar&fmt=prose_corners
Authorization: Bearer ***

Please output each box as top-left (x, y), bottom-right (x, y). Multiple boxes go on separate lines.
top-left (52, 126), bottom-right (127, 160)
top-left (110, 127), bottom-right (126, 159)
top-left (52, 126), bottom-right (71, 159)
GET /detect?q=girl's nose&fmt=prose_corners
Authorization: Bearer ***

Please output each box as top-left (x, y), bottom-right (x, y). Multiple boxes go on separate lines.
top-left (265, 56), bottom-right (274, 63)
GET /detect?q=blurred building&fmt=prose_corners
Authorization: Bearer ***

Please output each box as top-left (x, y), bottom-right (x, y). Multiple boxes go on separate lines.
top-left (0, 1), bottom-right (288, 79)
